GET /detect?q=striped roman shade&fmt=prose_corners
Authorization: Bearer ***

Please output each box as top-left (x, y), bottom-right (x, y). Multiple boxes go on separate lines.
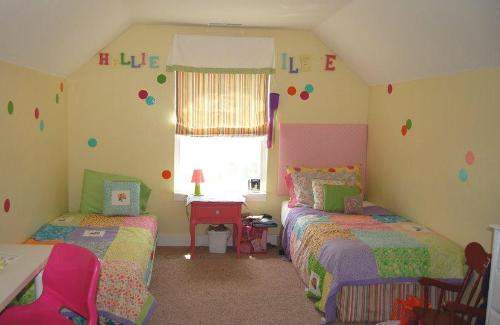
top-left (176, 71), bottom-right (269, 136)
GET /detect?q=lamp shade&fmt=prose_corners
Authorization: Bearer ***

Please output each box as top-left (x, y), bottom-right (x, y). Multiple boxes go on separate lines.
top-left (191, 169), bottom-right (204, 183)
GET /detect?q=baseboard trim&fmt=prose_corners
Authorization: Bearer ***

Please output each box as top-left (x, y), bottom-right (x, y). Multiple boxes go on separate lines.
top-left (156, 233), bottom-right (278, 246)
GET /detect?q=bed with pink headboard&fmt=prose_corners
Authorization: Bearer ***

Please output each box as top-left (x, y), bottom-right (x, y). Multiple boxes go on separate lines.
top-left (277, 123), bottom-right (464, 324)
top-left (278, 123), bottom-right (368, 196)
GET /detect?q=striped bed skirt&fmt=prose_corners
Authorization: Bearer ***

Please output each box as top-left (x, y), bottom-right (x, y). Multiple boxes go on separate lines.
top-left (335, 282), bottom-right (456, 322)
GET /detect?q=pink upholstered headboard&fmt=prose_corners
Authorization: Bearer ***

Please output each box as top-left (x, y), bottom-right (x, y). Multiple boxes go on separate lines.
top-left (277, 123), bottom-right (368, 196)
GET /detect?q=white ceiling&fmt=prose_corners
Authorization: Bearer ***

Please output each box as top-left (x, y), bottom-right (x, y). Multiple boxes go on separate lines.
top-left (1, 0), bottom-right (499, 84)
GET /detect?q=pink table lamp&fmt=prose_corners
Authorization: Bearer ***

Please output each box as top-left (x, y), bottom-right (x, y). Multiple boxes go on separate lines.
top-left (191, 169), bottom-right (204, 196)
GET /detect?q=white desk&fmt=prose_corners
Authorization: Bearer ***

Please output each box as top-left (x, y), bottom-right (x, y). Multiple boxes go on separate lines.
top-left (0, 244), bottom-right (53, 311)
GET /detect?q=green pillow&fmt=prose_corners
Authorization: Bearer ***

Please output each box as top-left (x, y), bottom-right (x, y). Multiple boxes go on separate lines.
top-left (323, 184), bottom-right (360, 213)
top-left (80, 169), bottom-right (151, 214)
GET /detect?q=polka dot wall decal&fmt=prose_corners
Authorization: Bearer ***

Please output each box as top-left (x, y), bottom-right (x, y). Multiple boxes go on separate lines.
top-left (387, 84), bottom-right (393, 94)
top-left (287, 86), bottom-right (297, 96)
top-left (406, 119), bottom-right (412, 130)
top-left (88, 138), bottom-right (97, 148)
top-left (34, 107), bottom-right (40, 119)
top-left (59, 82), bottom-right (64, 92)
top-left (3, 198), bottom-right (10, 213)
top-left (465, 150), bottom-right (475, 165)
top-left (7, 101), bottom-right (14, 114)
top-left (458, 168), bottom-right (468, 182)
top-left (39, 120), bottom-right (45, 131)
top-left (305, 84), bottom-right (314, 93)
top-left (145, 96), bottom-right (156, 106)
top-left (401, 125), bottom-right (408, 136)
top-left (138, 89), bottom-right (148, 100)
top-left (299, 91), bottom-right (309, 100)
top-left (56, 93), bottom-right (59, 104)
top-left (161, 169), bottom-right (172, 180)
top-left (157, 74), bottom-right (167, 84)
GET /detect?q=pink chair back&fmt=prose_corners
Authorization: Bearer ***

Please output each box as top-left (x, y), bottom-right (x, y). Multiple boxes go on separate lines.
top-left (42, 243), bottom-right (100, 324)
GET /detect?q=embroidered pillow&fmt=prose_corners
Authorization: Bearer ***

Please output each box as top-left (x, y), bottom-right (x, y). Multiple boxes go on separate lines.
top-left (103, 181), bottom-right (140, 216)
top-left (344, 194), bottom-right (363, 214)
top-left (312, 179), bottom-right (346, 210)
top-left (285, 165), bottom-right (363, 207)
top-left (292, 171), bottom-right (357, 207)
top-left (323, 185), bottom-right (361, 213)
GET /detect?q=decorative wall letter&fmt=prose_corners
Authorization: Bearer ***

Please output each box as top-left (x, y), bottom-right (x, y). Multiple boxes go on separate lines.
top-left (130, 56), bottom-right (141, 68)
top-left (289, 57), bottom-right (299, 73)
top-left (325, 54), bottom-right (336, 71)
top-left (299, 56), bottom-right (311, 72)
top-left (99, 53), bottom-right (110, 65)
top-left (149, 56), bottom-right (159, 68)
top-left (281, 53), bottom-right (288, 70)
top-left (120, 52), bottom-right (130, 66)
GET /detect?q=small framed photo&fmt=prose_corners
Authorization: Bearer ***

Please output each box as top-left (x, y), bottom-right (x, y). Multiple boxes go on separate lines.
top-left (248, 179), bottom-right (261, 193)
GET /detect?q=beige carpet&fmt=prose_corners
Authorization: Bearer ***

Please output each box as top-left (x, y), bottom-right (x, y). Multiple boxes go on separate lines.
top-left (148, 246), bottom-right (325, 325)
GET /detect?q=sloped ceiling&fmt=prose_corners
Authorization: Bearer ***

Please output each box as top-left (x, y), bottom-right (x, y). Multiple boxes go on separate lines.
top-left (1, 0), bottom-right (499, 84)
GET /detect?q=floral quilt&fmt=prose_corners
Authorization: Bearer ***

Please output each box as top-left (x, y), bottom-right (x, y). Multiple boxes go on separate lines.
top-left (25, 213), bottom-right (157, 325)
top-left (282, 205), bottom-right (465, 323)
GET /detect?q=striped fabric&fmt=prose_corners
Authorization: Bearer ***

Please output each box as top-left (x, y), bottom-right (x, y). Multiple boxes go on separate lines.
top-left (176, 71), bottom-right (268, 136)
top-left (335, 282), bottom-right (457, 322)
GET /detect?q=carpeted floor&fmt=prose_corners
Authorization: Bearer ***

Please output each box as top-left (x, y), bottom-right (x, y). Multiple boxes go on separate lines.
top-left (148, 246), bottom-right (325, 325)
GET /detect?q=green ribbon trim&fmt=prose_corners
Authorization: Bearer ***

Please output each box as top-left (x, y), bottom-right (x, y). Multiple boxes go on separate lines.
top-left (166, 65), bottom-right (275, 74)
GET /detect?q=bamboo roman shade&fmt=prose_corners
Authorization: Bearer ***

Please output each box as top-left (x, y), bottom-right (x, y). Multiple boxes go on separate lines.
top-left (169, 34), bottom-right (275, 137)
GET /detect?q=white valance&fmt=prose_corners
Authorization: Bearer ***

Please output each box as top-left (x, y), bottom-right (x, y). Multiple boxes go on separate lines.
top-left (167, 34), bottom-right (275, 74)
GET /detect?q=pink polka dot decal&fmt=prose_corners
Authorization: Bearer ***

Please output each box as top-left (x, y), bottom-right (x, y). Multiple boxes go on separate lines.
top-left (387, 84), bottom-right (393, 94)
top-left (300, 91), bottom-right (309, 100)
top-left (465, 151), bottom-right (475, 165)
top-left (34, 107), bottom-right (40, 119)
top-left (138, 90), bottom-right (148, 100)
top-left (162, 170), bottom-right (172, 180)
top-left (4, 198), bottom-right (10, 213)
top-left (287, 86), bottom-right (296, 96)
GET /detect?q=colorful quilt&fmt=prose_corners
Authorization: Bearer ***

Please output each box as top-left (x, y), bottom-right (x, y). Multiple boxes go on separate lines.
top-left (25, 213), bottom-right (158, 325)
top-left (282, 205), bottom-right (465, 323)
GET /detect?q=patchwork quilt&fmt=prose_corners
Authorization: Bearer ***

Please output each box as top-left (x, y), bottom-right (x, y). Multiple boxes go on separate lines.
top-left (25, 213), bottom-right (157, 325)
top-left (282, 205), bottom-right (465, 323)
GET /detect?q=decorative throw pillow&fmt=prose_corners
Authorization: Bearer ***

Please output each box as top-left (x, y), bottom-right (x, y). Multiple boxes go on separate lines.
top-left (103, 181), bottom-right (140, 216)
top-left (292, 171), bottom-right (357, 207)
top-left (80, 169), bottom-right (151, 214)
top-left (311, 179), bottom-right (346, 210)
top-left (323, 185), bottom-right (361, 213)
top-left (285, 165), bottom-right (363, 207)
top-left (344, 194), bottom-right (363, 214)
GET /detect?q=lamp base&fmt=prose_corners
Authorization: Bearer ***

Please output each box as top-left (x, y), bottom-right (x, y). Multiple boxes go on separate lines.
top-left (194, 183), bottom-right (202, 196)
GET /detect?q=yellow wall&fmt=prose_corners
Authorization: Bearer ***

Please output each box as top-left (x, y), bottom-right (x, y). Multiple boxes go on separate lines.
top-left (367, 68), bottom-right (500, 250)
top-left (0, 60), bottom-right (68, 243)
top-left (67, 24), bottom-right (369, 238)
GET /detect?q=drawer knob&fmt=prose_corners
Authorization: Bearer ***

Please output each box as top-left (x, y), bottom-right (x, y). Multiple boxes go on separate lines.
top-left (215, 210), bottom-right (220, 215)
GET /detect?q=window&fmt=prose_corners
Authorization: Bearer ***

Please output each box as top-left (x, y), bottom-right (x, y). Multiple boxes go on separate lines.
top-left (174, 135), bottom-right (267, 195)
top-left (174, 71), bottom-right (269, 196)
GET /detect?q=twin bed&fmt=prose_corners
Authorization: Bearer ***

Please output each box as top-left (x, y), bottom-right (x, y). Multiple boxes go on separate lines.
top-left (278, 123), bottom-right (464, 323)
top-left (25, 213), bottom-right (157, 324)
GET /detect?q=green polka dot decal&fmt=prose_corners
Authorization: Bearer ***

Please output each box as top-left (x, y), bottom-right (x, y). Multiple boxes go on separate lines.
top-left (88, 138), bottom-right (97, 147)
top-left (157, 74), bottom-right (167, 84)
top-left (55, 94), bottom-right (59, 104)
top-left (7, 101), bottom-right (14, 114)
top-left (39, 120), bottom-right (45, 131)
top-left (406, 119), bottom-right (412, 130)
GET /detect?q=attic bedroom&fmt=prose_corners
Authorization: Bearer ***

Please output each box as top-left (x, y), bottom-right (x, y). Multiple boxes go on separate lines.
top-left (0, 1), bottom-right (499, 324)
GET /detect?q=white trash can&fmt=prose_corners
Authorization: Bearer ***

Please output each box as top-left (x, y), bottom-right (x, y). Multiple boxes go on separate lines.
top-left (208, 225), bottom-right (230, 254)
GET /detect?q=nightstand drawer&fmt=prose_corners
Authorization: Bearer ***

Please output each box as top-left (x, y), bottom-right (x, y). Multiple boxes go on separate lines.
top-left (191, 203), bottom-right (241, 221)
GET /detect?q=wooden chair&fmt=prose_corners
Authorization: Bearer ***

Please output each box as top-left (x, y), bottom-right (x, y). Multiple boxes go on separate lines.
top-left (414, 242), bottom-right (491, 325)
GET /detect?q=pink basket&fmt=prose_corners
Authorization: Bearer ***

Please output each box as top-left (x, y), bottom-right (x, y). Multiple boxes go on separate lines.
top-left (240, 225), bottom-right (267, 254)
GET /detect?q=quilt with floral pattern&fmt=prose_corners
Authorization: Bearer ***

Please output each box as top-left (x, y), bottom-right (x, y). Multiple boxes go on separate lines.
top-left (282, 205), bottom-right (465, 323)
top-left (25, 213), bottom-right (157, 325)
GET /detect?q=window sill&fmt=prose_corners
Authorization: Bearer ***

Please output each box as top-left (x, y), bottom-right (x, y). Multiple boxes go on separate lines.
top-left (173, 192), bottom-right (267, 202)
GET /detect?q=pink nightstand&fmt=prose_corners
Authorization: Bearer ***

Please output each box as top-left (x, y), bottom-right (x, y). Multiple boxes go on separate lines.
top-left (188, 196), bottom-right (244, 258)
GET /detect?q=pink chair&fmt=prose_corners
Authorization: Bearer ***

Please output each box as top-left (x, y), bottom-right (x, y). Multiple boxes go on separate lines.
top-left (0, 243), bottom-right (101, 325)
